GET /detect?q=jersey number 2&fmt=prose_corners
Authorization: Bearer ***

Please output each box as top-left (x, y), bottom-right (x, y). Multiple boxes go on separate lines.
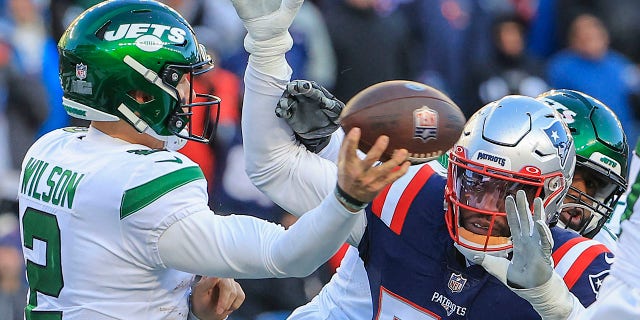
top-left (22, 207), bottom-right (63, 320)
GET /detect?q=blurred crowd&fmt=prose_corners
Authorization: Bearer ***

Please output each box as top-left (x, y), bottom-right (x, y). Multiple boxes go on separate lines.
top-left (1, 0), bottom-right (640, 319)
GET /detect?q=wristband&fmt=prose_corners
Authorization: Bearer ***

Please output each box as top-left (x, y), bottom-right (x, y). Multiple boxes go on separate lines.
top-left (334, 184), bottom-right (368, 212)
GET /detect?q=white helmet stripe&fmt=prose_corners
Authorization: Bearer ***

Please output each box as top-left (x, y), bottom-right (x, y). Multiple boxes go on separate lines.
top-left (62, 97), bottom-right (120, 121)
top-left (123, 55), bottom-right (178, 100)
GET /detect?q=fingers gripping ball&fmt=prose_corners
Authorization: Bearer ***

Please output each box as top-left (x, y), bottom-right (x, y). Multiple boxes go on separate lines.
top-left (276, 80), bottom-right (344, 152)
top-left (340, 80), bottom-right (466, 163)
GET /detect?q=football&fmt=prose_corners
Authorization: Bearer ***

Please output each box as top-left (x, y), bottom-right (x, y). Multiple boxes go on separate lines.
top-left (340, 80), bottom-right (466, 163)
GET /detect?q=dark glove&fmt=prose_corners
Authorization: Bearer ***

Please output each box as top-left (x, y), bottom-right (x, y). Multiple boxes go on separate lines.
top-left (276, 80), bottom-right (344, 153)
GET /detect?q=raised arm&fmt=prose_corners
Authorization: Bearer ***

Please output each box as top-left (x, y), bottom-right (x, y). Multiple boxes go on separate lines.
top-left (235, 0), bottom-right (349, 216)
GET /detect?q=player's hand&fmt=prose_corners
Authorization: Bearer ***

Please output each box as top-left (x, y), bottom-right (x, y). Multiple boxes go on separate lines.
top-left (336, 128), bottom-right (410, 209)
top-left (190, 276), bottom-right (245, 320)
top-left (230, 0), bottom-right (303, 55)
top-left (462, 190), bottom-right (582, 320)
top-left (462, 190), bottom-right (554, 288)
top-left (276, 80), bottom-right (344, 152)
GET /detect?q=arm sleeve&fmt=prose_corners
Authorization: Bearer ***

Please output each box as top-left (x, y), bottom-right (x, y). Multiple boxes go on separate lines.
top-left (568, 276), bottom-right (640, 320)
top-left (241, 40), bottom-right (364, 245)
top-left (158, 192), bottom-right (360, 279)
top-left (242, 61), bottom-right (338, 216)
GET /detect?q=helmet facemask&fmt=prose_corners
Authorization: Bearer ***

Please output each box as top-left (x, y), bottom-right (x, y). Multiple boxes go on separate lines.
top-left (444, 95), bottom-right (575, 258)
top-left (446, 148), bottom-right (562, 255)
top-left (120, 44), bottom-right (221, 149)
top-left (558, 159), bottom-right (626, 238)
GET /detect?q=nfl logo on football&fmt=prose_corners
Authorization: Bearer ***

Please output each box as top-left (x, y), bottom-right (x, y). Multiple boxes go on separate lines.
top-left (76, 63), bottom-right (87, 80)
top-left (413, 106), bottom-right (438, 141)
top-left (448, 273), bottom-right (467, 293)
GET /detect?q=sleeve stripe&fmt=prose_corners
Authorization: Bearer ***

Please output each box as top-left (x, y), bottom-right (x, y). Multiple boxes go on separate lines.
top-left (120, 166), bottom-right (204, 219)
top-left (552, 237), bottom-right (610, 289)
top-left (562, 244), bottom-right (610, 289)
top-left (372, 165), bottom-right (434, 234)
top-left (372, 185), bottom-right (391, 218)
top-left (552, 236), bottom-right (587, 262)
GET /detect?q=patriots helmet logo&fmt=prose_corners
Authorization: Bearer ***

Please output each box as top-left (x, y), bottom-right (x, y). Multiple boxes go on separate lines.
top-left (543, 121), bottom-right (572, 167)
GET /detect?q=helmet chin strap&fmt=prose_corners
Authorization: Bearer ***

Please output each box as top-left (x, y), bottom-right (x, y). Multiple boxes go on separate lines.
top-left (117, 103), bottom-right (188, 151)
top-left (454, 242), bottom-right (511, 262)
top-left (145, 129), bottom-right (188, 151)
top-left (165, 135), bottom-right (187, 151)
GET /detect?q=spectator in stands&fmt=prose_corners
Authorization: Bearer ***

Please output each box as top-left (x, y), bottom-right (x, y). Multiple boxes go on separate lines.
top-left (0, 213), bottom-right (26, 320)
top-left (472, 14), bottom-right (548, 106)
top-left (319, 0), bottom-right (413, 102)
top-left (7, 0), bottom-right (68, 136)
top-left (546, 12), bottom-right (640, 145)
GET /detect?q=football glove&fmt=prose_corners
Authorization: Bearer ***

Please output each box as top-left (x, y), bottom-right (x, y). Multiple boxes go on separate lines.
top-left (276, 80), bottom-right (344, 153)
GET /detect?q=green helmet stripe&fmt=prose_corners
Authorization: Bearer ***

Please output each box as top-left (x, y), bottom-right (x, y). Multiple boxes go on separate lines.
top-left (120, 166), bottom-right (204, 219)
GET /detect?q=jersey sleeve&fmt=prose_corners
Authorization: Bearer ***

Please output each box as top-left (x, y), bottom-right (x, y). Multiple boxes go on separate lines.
top-left (551, 232), bottom-right (613, 307)
top-left (241, 59), bottom-right (342, 217)
top-left (157, 191), bottom-right (361, 278)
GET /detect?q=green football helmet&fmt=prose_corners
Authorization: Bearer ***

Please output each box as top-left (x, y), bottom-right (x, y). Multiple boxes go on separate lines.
top-left (58, 0), bottom-right (220, 150)
top-left (538, 89), bottom-right (629, 238)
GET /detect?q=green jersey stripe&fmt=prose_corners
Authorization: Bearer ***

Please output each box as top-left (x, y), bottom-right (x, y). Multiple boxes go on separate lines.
top-left (120, 166), bottom-right (204, 219)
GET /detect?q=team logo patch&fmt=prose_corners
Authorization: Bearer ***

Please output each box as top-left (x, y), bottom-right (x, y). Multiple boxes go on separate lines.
top-left (414, 106), bottom-right (438, 141)
top-left (72, 63), bottom-right (92, 95)
top-left (543, 121), bottom-right (572, 167)
top-left (588, 270), bottom-right (610, 294)
top-left (447, 273), bottom-right (467, 293)
top-left (103, 23), bottom-right (187, 53)
top-left (475, 150), bottom-right (508, 168)
top-left (135, 35), bottom-right (166, 52)
top-left (591, 152), bottom-right (621, 175)
top-left (75, 63), bottom-right (87, 80)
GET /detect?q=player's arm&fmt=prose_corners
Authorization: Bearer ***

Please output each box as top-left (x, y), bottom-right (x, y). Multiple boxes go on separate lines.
top-left (235, 0), bottom-right (350, 219)
top-left (158, 128), bottom-right (409, 279)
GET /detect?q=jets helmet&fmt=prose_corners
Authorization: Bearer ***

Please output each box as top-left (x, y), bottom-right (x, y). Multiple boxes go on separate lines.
top-left (538, 89), bottom-right (628, 238)
top-left (445, 95), bottom-right (576, 255)
top-left (58, 0), bottom-right (220, 150)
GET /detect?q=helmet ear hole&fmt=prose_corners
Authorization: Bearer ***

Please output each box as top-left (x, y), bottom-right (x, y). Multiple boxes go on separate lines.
top-left (162, 67), bottom-right (181, 86)
top-left (168, 114), bottom-right (186, 132)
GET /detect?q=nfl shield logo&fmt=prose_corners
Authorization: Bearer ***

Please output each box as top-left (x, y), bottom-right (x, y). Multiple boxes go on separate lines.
top-left (76, 63), bottom-right (87, 80)
top-left (448, 273), bottom-right (467, 293)
top-left (413, 106), bottom-right (438, 141)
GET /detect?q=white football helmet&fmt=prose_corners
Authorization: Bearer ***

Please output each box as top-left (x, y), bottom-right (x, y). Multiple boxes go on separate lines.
top-left (445, 95), bottom-right (576, 256)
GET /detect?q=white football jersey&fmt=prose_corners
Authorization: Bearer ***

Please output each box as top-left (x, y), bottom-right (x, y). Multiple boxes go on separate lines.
top-left (19, 127), bottom-right (205, 319)
top-left (288, 246), bottom-right (372, 320)
top-left (19, 126), bottom-right (361, 319)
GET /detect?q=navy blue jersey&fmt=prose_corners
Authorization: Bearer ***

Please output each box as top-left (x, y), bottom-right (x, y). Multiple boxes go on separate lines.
top-left (358, 163), bottom-right (613, 319)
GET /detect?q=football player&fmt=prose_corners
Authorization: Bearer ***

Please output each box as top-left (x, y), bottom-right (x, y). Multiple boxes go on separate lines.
top-left (17, 1), bottom-right (409, 319)
top-left (274, 89), bottom-right (630, 319)
top-left (472, 141), bottom-right (640, 320)
top-left (538, 90), bottom-right (629, 248)
top-left (233, 0), bottom-right (614, 319)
